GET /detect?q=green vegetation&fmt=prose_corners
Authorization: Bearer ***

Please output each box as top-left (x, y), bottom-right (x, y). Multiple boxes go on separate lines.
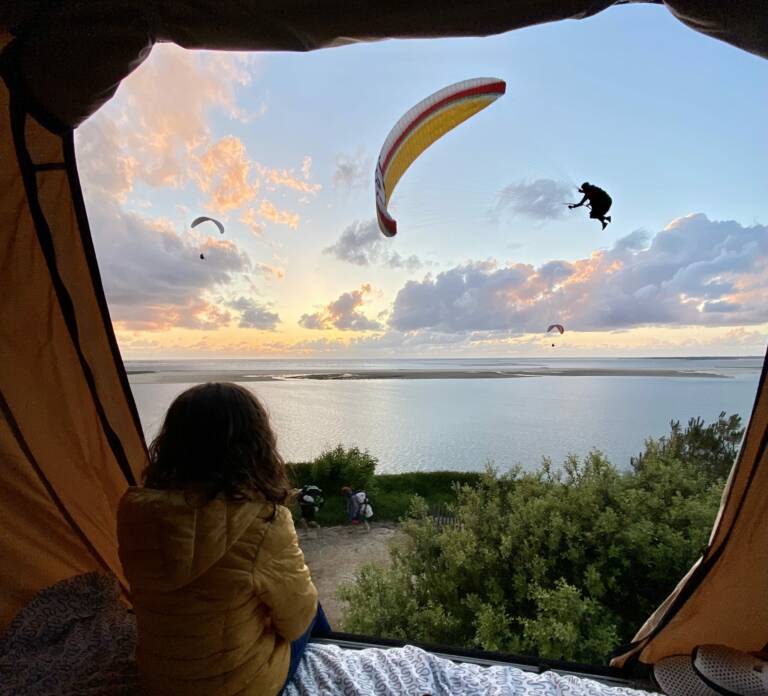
top-left (288, 446), bottom-right (481, 525)
top-left (337, 413), bottom-right (743, 664)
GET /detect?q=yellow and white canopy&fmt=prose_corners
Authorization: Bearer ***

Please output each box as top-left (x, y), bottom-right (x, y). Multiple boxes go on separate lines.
top-left (375, 77), bottom-right (506, 237)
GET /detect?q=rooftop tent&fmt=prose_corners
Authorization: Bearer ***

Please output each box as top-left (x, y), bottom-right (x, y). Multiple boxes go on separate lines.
top-left (0, 0), bottom-right (766, 669)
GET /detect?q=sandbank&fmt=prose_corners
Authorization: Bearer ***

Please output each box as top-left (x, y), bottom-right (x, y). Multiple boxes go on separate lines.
top-left (127, 367), bottom-right (728, 384)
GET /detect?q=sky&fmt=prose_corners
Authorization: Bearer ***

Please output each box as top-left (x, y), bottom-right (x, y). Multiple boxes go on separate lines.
top-left (76, 4), bottom-right (768, 359)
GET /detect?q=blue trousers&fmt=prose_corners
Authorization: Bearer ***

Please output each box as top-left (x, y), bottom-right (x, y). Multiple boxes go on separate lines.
top-left (282, 604), bottom-right (332, 689)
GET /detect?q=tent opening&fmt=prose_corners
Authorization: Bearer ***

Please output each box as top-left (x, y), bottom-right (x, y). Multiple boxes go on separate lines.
top-left (1, 2), bottom-right (767, 693)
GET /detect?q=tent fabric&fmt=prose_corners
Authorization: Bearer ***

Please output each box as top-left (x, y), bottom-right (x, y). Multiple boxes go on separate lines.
top-left (664, 0), bottom-right (768, 62)
top-left (0, 0), bottom-right (766, 672)
top-left (611, 351), bottom-right (768, 666)
top-left (2, 1), bottom-right (768, 129)
top-left (0, 61), bottom-right (146, 626)
top-left (0, 413), bottom-right (100, 628)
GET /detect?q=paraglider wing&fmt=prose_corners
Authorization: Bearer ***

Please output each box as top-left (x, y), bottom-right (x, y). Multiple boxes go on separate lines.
top-left (191, 216), bottom-right (225, 235)
top-left (547, 324), bottom-right (565, 334)
top-left (375, 77), bottom-right (506, 237)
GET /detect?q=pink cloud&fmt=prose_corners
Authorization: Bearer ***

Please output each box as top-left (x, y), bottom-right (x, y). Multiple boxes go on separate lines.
top-left (258, 200), bottom-right (300, 229)
top-left (301, 156), bottom-right (312, 180)
top-left (257, 161), bottom-right (321, 194)
top-left (77, 44), bottom-right (255, 197)
top-left (114, 298), bottom-right (233, 332)
top-left (390, 215), bottom-right (768, 333)
top-left (240, 208), bottom-right (264, 237)
top-left (194, 136), bottom-right (259, 212)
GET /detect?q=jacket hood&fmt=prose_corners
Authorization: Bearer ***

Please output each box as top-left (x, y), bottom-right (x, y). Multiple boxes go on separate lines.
top-left (117, 487), bottom-right (273, 592)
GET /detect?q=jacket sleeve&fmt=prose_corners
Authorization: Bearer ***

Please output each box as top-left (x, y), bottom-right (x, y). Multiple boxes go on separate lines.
top-left (254, 506), bottom-right (319, 641)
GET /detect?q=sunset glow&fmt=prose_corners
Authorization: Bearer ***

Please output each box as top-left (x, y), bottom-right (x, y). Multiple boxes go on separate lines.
top-left (77, 6), bottom-right (768, 359)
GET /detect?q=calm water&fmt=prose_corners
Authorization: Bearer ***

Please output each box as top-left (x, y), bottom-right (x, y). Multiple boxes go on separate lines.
top-left (127, 357), bottom-right (762, 473)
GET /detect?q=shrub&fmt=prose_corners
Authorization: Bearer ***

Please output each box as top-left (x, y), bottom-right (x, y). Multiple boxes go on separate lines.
top-left (287, 463), bottom-right (481, 525)
top-left (286, 446), bottom-right (378, 525)
top-left (372, 471), bottom-right (482, 521)
top-left (339, 415), bottom-right (740, 663)
top-left (310, 444), bottom-right (378, 491)
top-left (632, 411), bottom-right (744, 483)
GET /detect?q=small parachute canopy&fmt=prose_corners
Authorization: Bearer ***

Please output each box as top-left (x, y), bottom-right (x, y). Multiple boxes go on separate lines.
top-left (547, 324), bottom-right (565, 335)
top-left (375, 77), bottom-right (506, 237)
top-left (191, 216), bottom-right (225, 235)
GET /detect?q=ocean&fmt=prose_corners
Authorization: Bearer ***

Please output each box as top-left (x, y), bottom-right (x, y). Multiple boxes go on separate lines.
top-left (127, 357), bottom-right (762, 474)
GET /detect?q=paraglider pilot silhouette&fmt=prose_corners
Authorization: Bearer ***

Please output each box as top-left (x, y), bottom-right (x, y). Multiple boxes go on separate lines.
top-left (569, 182), bottom-right (612, 230)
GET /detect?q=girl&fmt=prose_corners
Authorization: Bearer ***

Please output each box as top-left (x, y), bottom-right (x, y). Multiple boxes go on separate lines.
top-left (117, 382), bottom-right (330, 695)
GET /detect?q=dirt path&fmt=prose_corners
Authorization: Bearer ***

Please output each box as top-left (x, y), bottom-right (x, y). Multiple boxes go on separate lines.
top-left (298, 522), bottom-right (403, 628)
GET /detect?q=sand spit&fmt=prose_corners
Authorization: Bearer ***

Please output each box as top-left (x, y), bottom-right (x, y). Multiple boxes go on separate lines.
top-left (127, 367), bottom-right (729, 384)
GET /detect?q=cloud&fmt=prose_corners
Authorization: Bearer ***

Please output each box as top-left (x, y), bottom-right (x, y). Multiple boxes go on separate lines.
top-left (297, 313), bottom-right (326, 330)
top-left (193, 139), bottom-right (317, 217)
top-left (333, 149), bottom-right (372, 192)
top-left (702, 300), bottom-right (741, 313)
top-left (77, 45), bottom-right (255, 197)
top-left (324, 220), bottom-right (378, 265)
top-left (299, 284), bottom-right (382, 331)
top-left (257, 160), bottom-right (321, 194)
top-left (349, 330), bottom-right (471, 351)
top-left (258, 200), bottom-right (300, 229)
top-left (194, 136), bottom-right (259, 212)
top-left (537, 260), bottom-right (575, 285)
top-left (255, 263), bottom-right (286, 280)
top-left (75, 117), bottom-right (138, 202)
top-left (301, 156), bottom-right (312, 180)
top-left (77, 46), bottom-right (314, 224)
top-left (385, 251), bottom-right (424, 272)
top-left (390, 260), bottom-right (535, 332)
top-left (226, 297), bottom-right (280, 329)
top-left (88, 199), bottom-right (251, 332)
top-left (492, 179), bottom-right (573, 221)
top-left (613, 229), bottom-right (650, 252)
top-left (389, 214), bottom-right (768, 333)
top-left (240, 208), bottom-right (264, 237)
top-left (324, 219), bottom-right (423, 270)
top-left (112, 300), bottom-right (233, 332)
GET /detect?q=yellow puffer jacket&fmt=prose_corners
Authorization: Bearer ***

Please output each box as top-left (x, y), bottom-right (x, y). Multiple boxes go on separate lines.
top-left (117, 487), bottom-right (318, 696)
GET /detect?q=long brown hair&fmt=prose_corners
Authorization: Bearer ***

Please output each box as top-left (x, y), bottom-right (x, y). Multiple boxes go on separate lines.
top-left (144, 382), bottom-right (290, 503)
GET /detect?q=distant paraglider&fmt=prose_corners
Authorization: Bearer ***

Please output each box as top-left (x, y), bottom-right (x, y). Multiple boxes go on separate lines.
top-left (191, 216), bottom-right (225, 235)
top-left (191, 216), bottom-right (225, 260)
top-left (547, 324), bottom-right (565, 349)
top-left (375, 77), bottom-right (506, 237)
